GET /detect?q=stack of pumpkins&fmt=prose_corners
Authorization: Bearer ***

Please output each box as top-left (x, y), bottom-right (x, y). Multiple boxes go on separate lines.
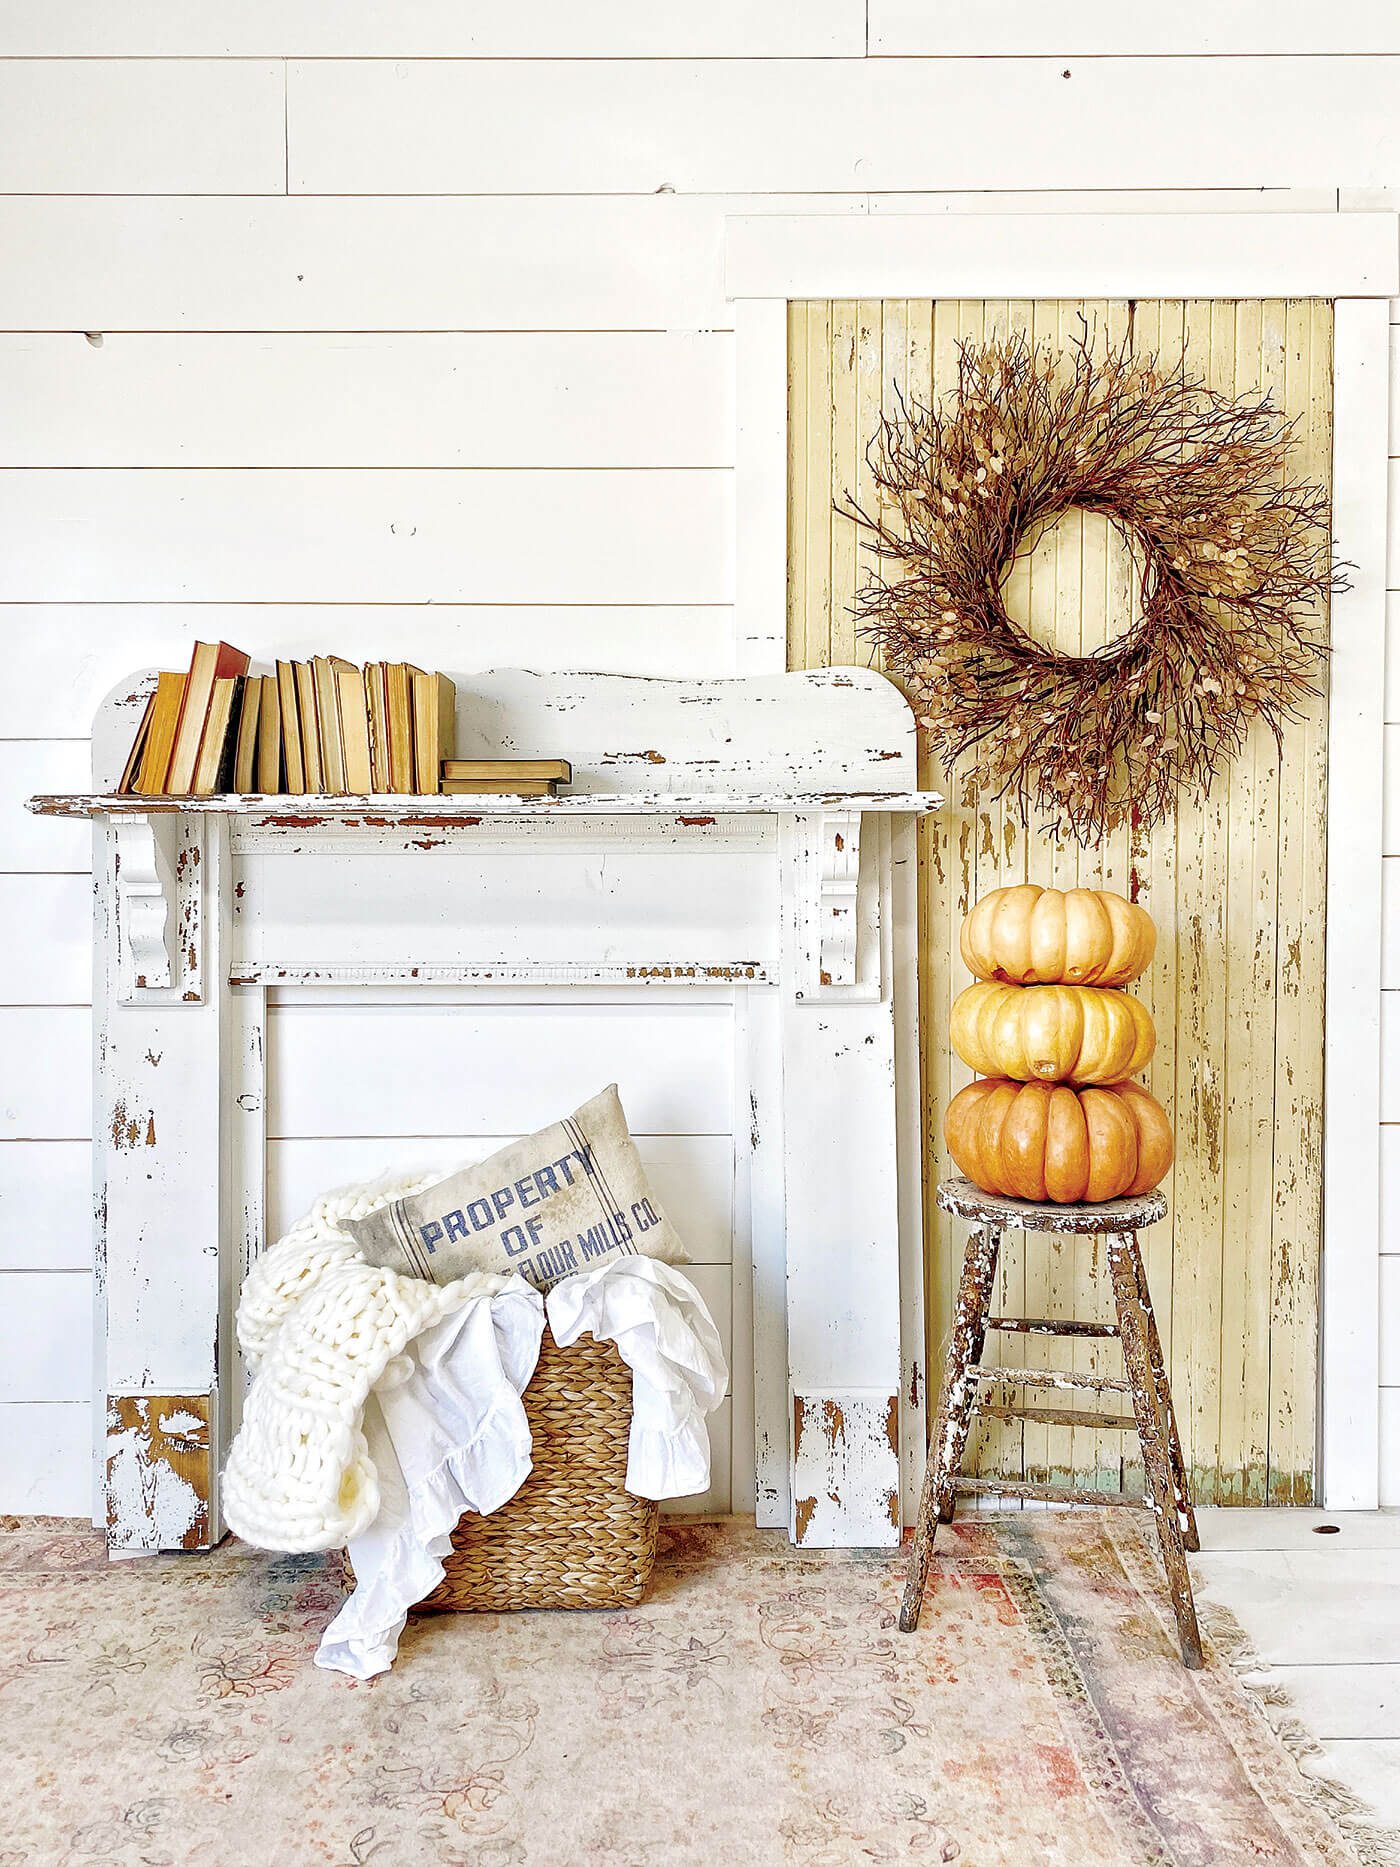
top-left (944, 884), bottom-right (1174, 1205)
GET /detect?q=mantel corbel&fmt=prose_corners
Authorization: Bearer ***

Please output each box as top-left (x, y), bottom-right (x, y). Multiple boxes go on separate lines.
top-left (817, 808), bottom-right (861, 990)
top-left (111, 810), bottom-right (204, 1003)
top-left (786, 806), bottom-right (876, 1004)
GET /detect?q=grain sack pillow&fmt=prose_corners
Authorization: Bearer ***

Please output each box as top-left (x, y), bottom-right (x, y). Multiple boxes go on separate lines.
top-left (345, 1083), bottom-right (688, 1291)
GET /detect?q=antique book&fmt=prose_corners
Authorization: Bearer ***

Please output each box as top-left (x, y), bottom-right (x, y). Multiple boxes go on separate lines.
top-left (295, 661), bottom-right (324, 792)
top-left (365, 663), bottom-right (391, 791)
top-left (116, 691), bottom-right (155, 795)
top-left (411, 670), bottom-right (456, 794)
top-left (338, 660), bottom-right (373, 793)
top-left (166, 641), bottom-right (249, 795)
top-left (441, 758), bottom-right (571, 783)
top-left (312, 656), bottom-right (347, 794)
top-left (132, 671), bottom-right (187, 796)
top-left (192, 676), bottom-right (241, 796)
top-left (232, 674), bottom-right (262, 793)
top-left (276, 661), bottom-right (305, 793)
top-left (385, 662), bottom-right (424, 795)
top-left (441, 777), bottom-right (559, 796)
top-left (256, 673), bottom-right (282, 792)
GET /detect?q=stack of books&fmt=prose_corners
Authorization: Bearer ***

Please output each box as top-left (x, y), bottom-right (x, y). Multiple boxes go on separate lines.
top-left (441, 760), bottom-right (572, 797)
top-left (116, 643), bottom-right (458, 796)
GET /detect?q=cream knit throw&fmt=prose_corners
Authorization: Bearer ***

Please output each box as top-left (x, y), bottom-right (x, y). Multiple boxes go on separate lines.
top-left (223, 1172), bottom-right (513, 1554)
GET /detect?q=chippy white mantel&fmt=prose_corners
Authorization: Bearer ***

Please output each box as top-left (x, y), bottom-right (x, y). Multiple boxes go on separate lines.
top-left (29, 666), bottom-right (938, 1556)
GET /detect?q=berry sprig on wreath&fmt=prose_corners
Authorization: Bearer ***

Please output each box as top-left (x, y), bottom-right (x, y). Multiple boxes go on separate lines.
top-left (839, 328), bottom-right (1345, 843)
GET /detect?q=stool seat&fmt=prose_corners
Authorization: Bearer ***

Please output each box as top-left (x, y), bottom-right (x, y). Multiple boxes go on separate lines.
top-left (901, 1176), bottom-right (1202, 1669)
top-left (937, 1176), bottom-right (1167, 1233)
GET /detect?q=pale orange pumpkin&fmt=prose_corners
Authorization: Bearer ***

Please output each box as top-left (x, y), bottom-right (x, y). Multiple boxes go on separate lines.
top-left (944, 1077), bottom-right (1173, 1204)
top-left (960, 883), bottom-right (1156, 988)
top-left (950, 980), bottom-right (1155, 1085)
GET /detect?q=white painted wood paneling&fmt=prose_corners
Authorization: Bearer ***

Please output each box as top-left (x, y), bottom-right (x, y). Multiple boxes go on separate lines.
top-left (0, 742), bottom-right (90, 871)
top-left (266, 1001), bottom-right (734, 1139)
top-left (0, 2), bottom-right (863, 57)
top-left (1382, 1254), bottom-right (1400, 1385)
top-left (1385, 997), bottom-right (1400, 1126)
top-left (1387, 861), bottom-right (1400, 987)
top-left (0, 333), bottom-right (733, 468)
top-left (1388, 594), bottom-right (1400, 725)
top-left (267, 1133), bottom-right (735, 1263)
top-left (730, 213), bottom-right (1400, 303)
top-left (1385, 1390), bottom-right (1400, 1506)
top-left (0, 195), bottom-right (866, 334)
top-left (0, 1271), bottom-right (91, 1402)
top-left (1385, 725), bottom-right (1400, 853)
top-left (0, 1142), bottom-right (93, 1271)
top-left (237, 845), bottom-right (777, 978)
top-left (288, 59), bottom-right (1400, 197)
top-left (0, 59), bottom-right (284, 194)
top-left (0, 609), bottom-right (735, 738)
top-left (0, 1402), bottom-right (92, 1513)
top-left (0, 1009), bottom-right (90, 1140)
top-left (0, 876), bottom-right (91, 1005)
top-left (869, 2), bottom-right (1400, 55)
top-left (0, 470), bottom-right (732, 604)
top-left (1383, 1127), bottom-right (1400, 1249)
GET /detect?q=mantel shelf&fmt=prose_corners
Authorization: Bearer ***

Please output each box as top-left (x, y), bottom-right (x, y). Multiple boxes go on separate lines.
top-left (28, 789), bottom-right (942, 822)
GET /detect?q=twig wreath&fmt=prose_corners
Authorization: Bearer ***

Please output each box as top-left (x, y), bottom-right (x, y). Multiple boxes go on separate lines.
top-left (839, 328), bottom-right (1344, 841)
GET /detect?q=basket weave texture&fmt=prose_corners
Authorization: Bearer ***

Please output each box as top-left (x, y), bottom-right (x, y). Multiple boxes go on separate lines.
top-left (416, 1325), bottom-right (659, 1613)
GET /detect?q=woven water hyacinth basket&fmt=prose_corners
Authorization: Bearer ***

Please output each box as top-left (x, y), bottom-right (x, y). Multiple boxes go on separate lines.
top-left (416, 1325), bottom-right (658, 1613)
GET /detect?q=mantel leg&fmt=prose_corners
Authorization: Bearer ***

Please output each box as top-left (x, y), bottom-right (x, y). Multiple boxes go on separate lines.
top-left (780, 816), bottom-right (904, 1547)
top-left (98, 814), bottom-right (234, 1552)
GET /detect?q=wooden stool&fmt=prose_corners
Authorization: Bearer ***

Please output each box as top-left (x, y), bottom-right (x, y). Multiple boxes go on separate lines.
top-left (900, 1177), bottom-right (1202, 1669)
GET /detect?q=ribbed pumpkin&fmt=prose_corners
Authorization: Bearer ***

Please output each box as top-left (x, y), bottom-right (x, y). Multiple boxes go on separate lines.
top-left (950, 980), bottom-right (1155, 1085)
top-left (960, 883), bottom-right (1156, 988)
top-left (945, 1077), bottom-right (1173, 1204)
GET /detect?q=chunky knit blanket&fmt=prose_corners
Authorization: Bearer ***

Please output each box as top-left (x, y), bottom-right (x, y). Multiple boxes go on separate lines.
top-left (223, 1172), bottom-right (513, 1553)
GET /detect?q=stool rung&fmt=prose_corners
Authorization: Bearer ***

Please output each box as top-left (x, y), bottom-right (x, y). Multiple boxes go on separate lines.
top-left (987, 1316), bottom-right (1117, 1340)
top-left (977, 1400), bottom-right (1138, 1433)
top-left (955, 1476), bottom-right (1149, 1509)
top-left (973, 1362), bottom-right (1130, 1395)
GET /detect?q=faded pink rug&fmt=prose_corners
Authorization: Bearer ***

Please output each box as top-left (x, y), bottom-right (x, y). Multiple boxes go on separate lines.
top-left (0, 1512), bottom-right (1391, 1865)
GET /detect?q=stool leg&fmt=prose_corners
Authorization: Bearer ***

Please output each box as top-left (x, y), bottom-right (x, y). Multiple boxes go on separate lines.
top-left (1108, 1233), bottom-right (1203, 1670)
top-left (899, 1221), bottom-right (999, 1634)
top-left (1129, 1243), bottom-right (1199, 1553)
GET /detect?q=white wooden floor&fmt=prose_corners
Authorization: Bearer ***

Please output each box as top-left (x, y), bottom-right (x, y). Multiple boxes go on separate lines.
top-left (1193, 1507), bottom-right (1400, 1824)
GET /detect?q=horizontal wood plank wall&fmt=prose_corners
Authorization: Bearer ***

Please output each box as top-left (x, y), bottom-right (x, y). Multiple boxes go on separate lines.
top-left (787, 296), bottom-right (1332, 1505)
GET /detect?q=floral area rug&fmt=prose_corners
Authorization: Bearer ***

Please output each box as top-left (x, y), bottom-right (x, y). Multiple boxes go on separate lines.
top-left (0, 1510), bottom-right (1393, 1867)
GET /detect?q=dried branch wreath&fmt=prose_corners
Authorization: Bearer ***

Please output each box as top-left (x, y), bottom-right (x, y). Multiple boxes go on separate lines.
top-left (839, 329), bottom-right (1343, 842)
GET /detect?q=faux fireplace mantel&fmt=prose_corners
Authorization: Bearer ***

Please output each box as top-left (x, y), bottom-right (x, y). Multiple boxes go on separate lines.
top-left (31, 666), bottom-right (938, 1555)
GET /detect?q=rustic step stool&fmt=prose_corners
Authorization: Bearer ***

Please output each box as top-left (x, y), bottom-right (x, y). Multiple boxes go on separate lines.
top-left (900, 1176), bottom-right (1202, 1669)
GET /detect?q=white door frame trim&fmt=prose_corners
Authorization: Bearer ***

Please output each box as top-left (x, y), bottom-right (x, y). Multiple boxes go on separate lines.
top-left (728, 208), bottom-right (1398, 1509)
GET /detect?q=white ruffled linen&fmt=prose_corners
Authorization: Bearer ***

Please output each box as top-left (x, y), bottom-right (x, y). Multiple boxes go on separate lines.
top-left (546, 1256), bottom-right (728, 1503)
top-left (315, 1276), bottom-right (545, 1680)
top-left (315, 1257), bottom-right (728, 1679)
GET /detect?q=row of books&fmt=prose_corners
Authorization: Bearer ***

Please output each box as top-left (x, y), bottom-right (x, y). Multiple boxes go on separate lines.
top-left (118, 642), bottom-right (458, 796)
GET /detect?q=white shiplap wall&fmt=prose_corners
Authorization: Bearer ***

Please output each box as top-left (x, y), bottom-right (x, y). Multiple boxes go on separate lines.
top-left (3, 7), bottom-right (1399, 1513)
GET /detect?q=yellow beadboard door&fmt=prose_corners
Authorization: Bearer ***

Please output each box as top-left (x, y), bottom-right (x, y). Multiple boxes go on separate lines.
top-left (787, 298), bottom-right (1332, 1506)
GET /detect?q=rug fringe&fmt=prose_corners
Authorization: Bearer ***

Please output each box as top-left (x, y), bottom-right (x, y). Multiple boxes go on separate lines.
top-left (1199, 1598), bottom-right (1400, 1867)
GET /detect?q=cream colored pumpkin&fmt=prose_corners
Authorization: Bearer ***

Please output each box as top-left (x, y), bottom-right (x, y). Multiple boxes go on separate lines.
top-left (950, 980), bottom-right (1155, 1085)
top-left (944, 1077), bottom-right (1173, 1204)
top-left (960, 883), bottom-right (1156, 987)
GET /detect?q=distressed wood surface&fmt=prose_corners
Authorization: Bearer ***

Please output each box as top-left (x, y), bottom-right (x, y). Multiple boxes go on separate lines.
top-left (937, 1178), bottom-right (1168, 1234)
top-left (788, 296), bottom-right (1331, 1506)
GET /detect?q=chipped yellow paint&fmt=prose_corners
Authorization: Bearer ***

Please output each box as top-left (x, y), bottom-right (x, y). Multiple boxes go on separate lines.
top-left (787, 298), bottom-right (1332, 1505)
